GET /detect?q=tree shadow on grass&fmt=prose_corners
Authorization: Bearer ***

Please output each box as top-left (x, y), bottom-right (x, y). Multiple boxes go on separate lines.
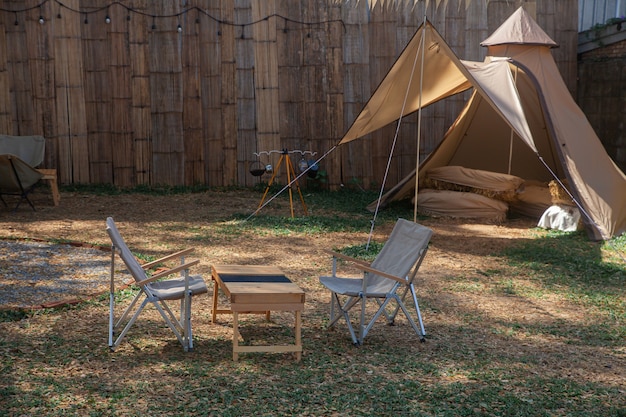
top-left (501, 230), bottom-right (625, 292)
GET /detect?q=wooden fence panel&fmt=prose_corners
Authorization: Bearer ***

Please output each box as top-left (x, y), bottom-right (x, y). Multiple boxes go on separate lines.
top-left (0, 0), bottom-right (580, 191)
top-left (0, 22), bottom-right (11, 135)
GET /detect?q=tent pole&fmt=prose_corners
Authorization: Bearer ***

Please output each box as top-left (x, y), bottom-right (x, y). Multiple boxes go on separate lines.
top-left (413, 14), bottom-right (427, 223)
top-left (508, 66), bottom-right (519, 175)
top-left (366, 16), bottom-right (428, 248)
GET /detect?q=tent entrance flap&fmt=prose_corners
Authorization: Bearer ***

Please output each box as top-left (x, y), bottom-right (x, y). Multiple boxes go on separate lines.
top-left (462, 59), bottom-right (536, 154)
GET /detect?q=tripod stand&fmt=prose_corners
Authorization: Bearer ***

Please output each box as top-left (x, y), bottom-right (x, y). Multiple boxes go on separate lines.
top-left (258, 149), bottom-right (308, 218)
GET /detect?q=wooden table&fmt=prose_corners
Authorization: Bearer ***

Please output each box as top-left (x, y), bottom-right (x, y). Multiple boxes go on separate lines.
top-left (211, 265), bottom-right (305, 361)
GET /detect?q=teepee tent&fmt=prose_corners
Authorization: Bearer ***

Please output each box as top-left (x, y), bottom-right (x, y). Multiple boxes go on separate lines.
top-left (341, 7), bottom-right (626, 240)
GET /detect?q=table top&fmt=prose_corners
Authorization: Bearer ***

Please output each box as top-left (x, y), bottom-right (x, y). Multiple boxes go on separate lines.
top-left (212, 264), bottom-right (285, 277)
top-left (211, 264), bottom-right (305, 307)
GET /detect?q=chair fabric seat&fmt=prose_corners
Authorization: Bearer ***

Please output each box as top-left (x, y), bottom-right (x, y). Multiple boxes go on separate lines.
top-left (148, 275), bottom-right (208, 300)
top-left (319, 218), bottom-right (433, 345)
top-left (319, 276), bottom-right (392, 298)
top-left (106, 217), bottom-right (207, 352)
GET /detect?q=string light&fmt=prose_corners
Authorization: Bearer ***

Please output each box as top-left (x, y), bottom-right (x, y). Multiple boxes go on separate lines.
top-left (0, 0), bottom-right (345, 33)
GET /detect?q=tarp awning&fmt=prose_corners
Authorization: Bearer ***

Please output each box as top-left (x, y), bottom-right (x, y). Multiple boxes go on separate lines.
top-left (339, 21), bottom-right (472, 144)
top-left (338, 21), bottom-right (537, 156)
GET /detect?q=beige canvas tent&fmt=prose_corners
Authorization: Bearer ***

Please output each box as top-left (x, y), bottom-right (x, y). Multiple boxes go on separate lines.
top-left (340, 8), bottom-right (626, 240)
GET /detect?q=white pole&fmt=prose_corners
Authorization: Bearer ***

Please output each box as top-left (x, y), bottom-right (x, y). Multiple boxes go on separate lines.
top-left (508, 65), bottom-right (518, 175)
top-left (413, 14), bottom-right (428, 223)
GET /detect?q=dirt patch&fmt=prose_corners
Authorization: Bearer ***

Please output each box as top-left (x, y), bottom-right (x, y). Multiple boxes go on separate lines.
top-left (0, 187), bottom-right (539, 311)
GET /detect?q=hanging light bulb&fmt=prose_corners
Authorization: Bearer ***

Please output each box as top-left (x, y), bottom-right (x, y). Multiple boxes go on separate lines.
top-left (298, 157), bottom-right (309, 173)
top-left (39, 16), bottom-right (45, 24)
top-left (105, 15), bottom-right (111, 24)
top-left (177, 24), bottom-right (183, 33)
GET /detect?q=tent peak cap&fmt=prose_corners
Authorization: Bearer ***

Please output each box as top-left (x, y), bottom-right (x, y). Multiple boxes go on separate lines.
top-left (481, 7), bottom-right (558, 48)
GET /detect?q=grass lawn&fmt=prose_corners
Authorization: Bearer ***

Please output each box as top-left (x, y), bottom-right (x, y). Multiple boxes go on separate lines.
top-left (0, 187), bottom-right (624, 416)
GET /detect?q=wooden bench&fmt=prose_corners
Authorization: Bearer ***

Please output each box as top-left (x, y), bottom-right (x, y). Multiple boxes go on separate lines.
top-left (37, 168), bottom-right (60, 206)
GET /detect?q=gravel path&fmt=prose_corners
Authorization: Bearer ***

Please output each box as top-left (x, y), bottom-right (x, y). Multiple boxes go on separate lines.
top-left (0, 240), bottom-right (119, 310)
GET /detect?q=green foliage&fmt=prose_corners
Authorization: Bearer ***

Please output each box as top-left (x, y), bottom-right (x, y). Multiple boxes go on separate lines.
top-left (237, 189), bottom-right (420, 236)
top-left (0, 309), bottom-right (30, 322)
top-left (503, 230), bottom-right (625, 286)
top-left (60, 183), bottom-right (219, 196)
top-left (502, 230), bottom-right (625, 335)
top-left (337, 241), bottom-right (384, 262)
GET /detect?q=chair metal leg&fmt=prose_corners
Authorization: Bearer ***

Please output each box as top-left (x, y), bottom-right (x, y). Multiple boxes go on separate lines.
top-left (328, 291), bottom-right (336, 326)
top-left (108, 293), bottom-right (115, 348)
top-left (362, 296), bottom-right (395, 342)
top-left (410, 283), bottom-right (426, 339)
top-left (358, 293), bottom-right (368, 344)
top-left (184, 290), bottom-right (193, 351)
top-left (110, 298), bottom-right (150, 350)
top-left (153, 302), bottom-right (185, 347)
top-left (328, 292), bottom-right (360, 344)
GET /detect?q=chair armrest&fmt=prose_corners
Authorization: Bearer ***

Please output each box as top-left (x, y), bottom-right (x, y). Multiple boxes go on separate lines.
top-left (324, 249), bottom-right (406, 284)
top-left (136, 259), bottom-right (200, 286)
top-left (141, 248), bottom-right (195, 270)
top-left (353, 263), bottom-right (407, 284)
top-left (324, 249), bottom-right (370, 266)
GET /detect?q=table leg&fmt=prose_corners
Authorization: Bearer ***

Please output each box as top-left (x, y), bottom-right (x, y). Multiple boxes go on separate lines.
top-left (295, 310), bottom-right (302, 362)
top-left (211, 279), bottom-right (219, 323)
top-left (233, 311), bottom-right (239, 361)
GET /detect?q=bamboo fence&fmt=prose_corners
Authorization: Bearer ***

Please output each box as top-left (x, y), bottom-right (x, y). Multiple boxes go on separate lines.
top-left (0, 0), bottom-right (578, 188)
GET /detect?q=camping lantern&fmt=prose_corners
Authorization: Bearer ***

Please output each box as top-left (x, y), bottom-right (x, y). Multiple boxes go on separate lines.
top-left (249, 161), bottom-right (266, 177)
top-left (298, 157), bottom-right (308, 173)
top-left (307, 161), bottom-right (319, 178)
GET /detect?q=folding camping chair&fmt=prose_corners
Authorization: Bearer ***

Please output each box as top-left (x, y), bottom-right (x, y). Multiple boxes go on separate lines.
top-left (0, 154), bottom-right (44, 211)
top-left (0, 135), bottom-right (59, 209)
top-left (319, 218), bottom-right (433, 345)
top-left (106, 217), bottom-right (208, 352)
